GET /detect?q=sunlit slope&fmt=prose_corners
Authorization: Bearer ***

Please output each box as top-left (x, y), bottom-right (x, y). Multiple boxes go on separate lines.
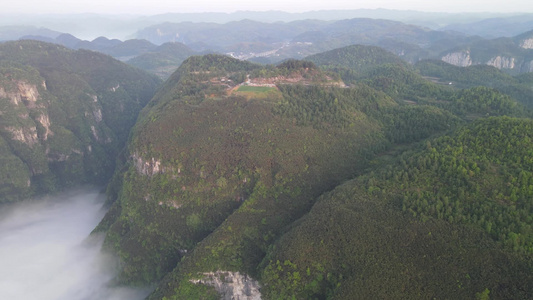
top-left (260, 117), bottom-right (533, 299)
top-left (100, 55), bottom-right (395, 285)
top-left (93, 53), bottom-right (473, 300)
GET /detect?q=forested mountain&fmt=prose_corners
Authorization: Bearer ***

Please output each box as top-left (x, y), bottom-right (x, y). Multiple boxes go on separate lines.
top-left (133, 18), bottom-right (471, 64)
top-left (0, 25), bottom-right (62, 41)
top-left (1, 31), bottom-right (531, 299)
top-left (123, 18), bottom-right (533, 73)
top-left (126, 42), bottom-right (197, 79)
top-left (258, 116), bottom-right (532, 299)
top-left (93, 45), bottom-right (532, 299)
top-left (0, 40), bottom-right (160, 202)
top-left (6, 17), bottom-right (533, 77)
top-left (436, 30), bottom-right (533, 73)
top-left (2, 10), bottom-right (532, 42)
top-left (305, 44), bottom-right (407, 73)
top-left (16, 35), bottom-right (160, 61)
top-left (416, 59), bottom-right (533, 109)
top-left (441, 15), bottom-right (533, 38)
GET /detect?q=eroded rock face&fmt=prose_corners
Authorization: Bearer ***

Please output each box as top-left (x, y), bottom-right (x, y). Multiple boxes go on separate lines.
top-left (520, 38), bottom-right (533, 49)
top-left (0, 80), bottom-right (54, 142)
top-left (93, 108), bottom-right (103, 123)
top-left (132, 152), bottom-right (163, 176)
top-left (6, 126), bottom-right (39, 147)
top-left (36, 113), bottom-right (52, 140)
top-left (487, 56), bottom-right (515, 69)
top-left (190, 271), bottom-right (261, 300)
top-left (17, 81), bottom-right (39, 104)
top-left (441, 50), bottom-right (472, 67)
top-left (0, 81), bottom-right (40, 106)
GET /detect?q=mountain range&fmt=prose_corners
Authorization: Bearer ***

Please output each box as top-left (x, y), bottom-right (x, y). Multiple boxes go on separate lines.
top-left (0, 9), bottom-right (532, 300)
top-left (4, 16), bottom-right (533, 79)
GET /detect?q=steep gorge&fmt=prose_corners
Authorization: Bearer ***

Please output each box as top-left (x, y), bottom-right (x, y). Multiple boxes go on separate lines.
top-left (0, 40), bottom-right (160, 202)
top-left (2, 41), bottom-right (531, 300)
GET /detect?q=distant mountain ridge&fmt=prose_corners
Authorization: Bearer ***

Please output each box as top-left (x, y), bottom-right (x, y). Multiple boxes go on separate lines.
top-left (441, 15), bottom-right (533, 38)
top-left (18, 34), bottom-right (158, 61)
top-left (126, 42), bottom-right (197, 79)
top-left (1, 10), bottom-right (531, 40)
top-left (134, 18), bottom-right (471, 64)
top-left (438, 30), bottom-right (533, 74)
top-left (7, 16), bottom-right (533, 76)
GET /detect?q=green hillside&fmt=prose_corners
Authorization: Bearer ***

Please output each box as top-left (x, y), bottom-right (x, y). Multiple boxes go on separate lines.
top-left (126, 42), bottom-right (196, 79)
top-left (0, 40), bottom-right (160, 202)
top-left (99, 54), bottom-right (396, 285)
top-left (260, 117), bottom-right (532, 299)
top-left (416, 59), bottom-right (533, 109)
top-left (94, 52), bottom-right (508, 300)
top-left (305, 45), bottom-right (407, 73)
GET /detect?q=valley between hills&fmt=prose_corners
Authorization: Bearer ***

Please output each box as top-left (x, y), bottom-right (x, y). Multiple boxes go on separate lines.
top-left (0, 11), bottom-right (532, 300)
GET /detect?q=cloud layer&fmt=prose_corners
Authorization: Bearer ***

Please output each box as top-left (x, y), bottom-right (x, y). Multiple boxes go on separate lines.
top-left (0, 188), bottom-right (150, 300)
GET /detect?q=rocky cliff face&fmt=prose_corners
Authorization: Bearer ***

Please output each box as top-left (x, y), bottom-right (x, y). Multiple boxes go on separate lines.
top-left (519, 38), bottom-right (533, 49)
top-left (190, 271), bottom-right (261, 300)
top-left (1, 80), bottom-right (49, 145)
top-left (441, 51), bottom-right (472, 67)
top-left (0, 81), bottom-right (40, 106)
top-left (0, 40), bottom-right (160, 202)
top-left (487, 56), bottom-right (516, 69)
top-left (99, 55), bottom-right (401, 299)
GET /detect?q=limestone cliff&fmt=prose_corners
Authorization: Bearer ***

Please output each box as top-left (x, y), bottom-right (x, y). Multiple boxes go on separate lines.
top-left (519, 38), bottom-right (533, 49)
top-left (0, 40), bottom-right (160, 202)
top-left (190, 271), bottom-right (261, 300)
top-left (486, 56), bottom-right (515, 70)
top-left (441, 51), bottom-right (472, 67)
top-left (99, 55), bottom-right (399, 299)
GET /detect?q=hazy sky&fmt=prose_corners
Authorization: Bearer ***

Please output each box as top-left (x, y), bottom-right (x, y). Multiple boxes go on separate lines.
top-left (4, 0), bottom-right (533, 15)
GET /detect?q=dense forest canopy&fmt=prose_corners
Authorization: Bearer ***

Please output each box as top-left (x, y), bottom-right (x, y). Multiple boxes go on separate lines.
top-left (0, 31), bottom-right (532, 300)
top-left (0, 40), bottom-right (160, 202)
top-left (91, 46), bottom-right (533, 300)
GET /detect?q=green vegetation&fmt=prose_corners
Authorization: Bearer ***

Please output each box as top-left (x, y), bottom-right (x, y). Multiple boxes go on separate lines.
top-left (305, 44), bottom-right (407, 78)
top-left (96, 46), bottom-right (532, 299)
top-left (233, 85), bottom-right (281, 100)
top-left (416, 59), bottom-right (533, 109)
top-left (236, 86), bottom-right (274, 93)
top-left (396, 117), bottom-right (533, 253)
top-left (0, 40), bottom-right (160, 202)
top-left (126, 42), bottom-right (196, 79)
top-left (260, 117), bottom-right (533, 299)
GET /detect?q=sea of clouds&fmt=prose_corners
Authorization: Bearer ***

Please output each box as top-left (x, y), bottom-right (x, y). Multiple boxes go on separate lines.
top-left (0, 188), bottom-right (150, 300)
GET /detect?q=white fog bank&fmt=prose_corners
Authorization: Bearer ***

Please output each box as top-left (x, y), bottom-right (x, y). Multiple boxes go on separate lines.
top-left (0, 188), bottom-right (150, 300)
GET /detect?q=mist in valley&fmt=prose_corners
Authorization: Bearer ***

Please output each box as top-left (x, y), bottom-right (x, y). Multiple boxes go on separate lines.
top-left (0, 188), bottom-right (150, 300)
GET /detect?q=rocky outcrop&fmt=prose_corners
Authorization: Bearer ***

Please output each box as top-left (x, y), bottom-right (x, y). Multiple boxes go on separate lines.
top-left (5, 126), bottom-right (39, 147)
top-left (16, 81), bottom-right (39, 104)
top-left (190, 271), bottom-right (261, 300)
top-left (36, 113), bottom-right (52, 140)
top-left (0, 80), bottom-right (53, 141)
top-left (0, 81), bottom-right (40, 106)
top-left (132, 152), bottom-right (163, 176)
top-left (0, 40), bottom-right (161, 203)
top-left (93, 108), bottom-right (103, 123)
top-left (441, 51), bottom-right (472, 67)
top-left (520, 38), bottom-right (533, 49)
top-left (487, 56), bottom-right (515, 69)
